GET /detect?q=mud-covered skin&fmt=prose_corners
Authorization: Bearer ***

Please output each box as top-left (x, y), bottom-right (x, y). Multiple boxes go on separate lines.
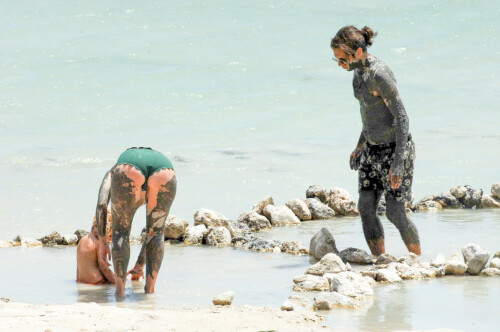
top-left (358, 190), bottom-right (420, 256)
top-left (110, 165), bottom-right (145, 286)
top-left (143, 172), bottom-right (176, 293)
top-left (352, 56), bottom-right (409, 177)
top-left (95, 171), bottom-right (112, 238)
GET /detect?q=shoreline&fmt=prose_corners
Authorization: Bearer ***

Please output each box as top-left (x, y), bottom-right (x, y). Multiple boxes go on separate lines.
top-left (0, 299), bottom-right (462, 332)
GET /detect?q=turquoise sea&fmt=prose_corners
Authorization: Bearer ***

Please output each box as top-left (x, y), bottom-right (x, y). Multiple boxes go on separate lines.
top-left (1, 1), bottom-right (499, 331)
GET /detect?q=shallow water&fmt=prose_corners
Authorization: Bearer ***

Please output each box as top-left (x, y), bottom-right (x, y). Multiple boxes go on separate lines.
top-left (1, 0), bottom-right (499, 239)
top-left (1, 210), bottom-right (499, 331)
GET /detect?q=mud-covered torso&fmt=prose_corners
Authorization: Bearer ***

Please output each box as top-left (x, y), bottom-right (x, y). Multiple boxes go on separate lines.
top-left (353, 57), bottom-right (400, 144)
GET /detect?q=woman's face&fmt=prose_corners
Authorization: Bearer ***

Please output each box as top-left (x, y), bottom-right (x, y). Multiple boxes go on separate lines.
top-left (333, 48), bottom-right (352, 71)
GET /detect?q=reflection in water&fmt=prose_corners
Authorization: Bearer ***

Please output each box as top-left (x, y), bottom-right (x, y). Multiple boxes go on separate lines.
top-left (359, 283), bottom-right (412, 332)
top-left (76, 280), bottom-right (159, 307)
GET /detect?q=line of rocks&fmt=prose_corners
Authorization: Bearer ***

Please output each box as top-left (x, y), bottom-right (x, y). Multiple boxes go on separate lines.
top-left (282, 235), bottom-right (500, 312)
top-left (414, 184), bottom-right (500, 211)
top-left (2, 182), bottom-right (498, 250)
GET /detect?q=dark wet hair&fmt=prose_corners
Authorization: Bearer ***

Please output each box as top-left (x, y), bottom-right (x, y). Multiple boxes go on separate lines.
top-left (331, 26), bottom-right (377, 55)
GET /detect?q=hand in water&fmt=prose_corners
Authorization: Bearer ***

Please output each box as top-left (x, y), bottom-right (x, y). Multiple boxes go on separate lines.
top-left (389, 167), bottom-right (402, 189)
top-left (127, 264), bottom-right (144, 281)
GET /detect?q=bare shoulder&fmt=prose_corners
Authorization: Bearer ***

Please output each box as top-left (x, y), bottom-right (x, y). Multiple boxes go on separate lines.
top-left (77, 234), bottom-right (97, 253)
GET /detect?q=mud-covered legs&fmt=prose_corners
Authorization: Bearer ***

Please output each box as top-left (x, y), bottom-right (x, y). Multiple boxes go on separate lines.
top-left (359, 189), bottom-right (421, 256)
top-left (385, 195), bottom-right (421, 255)
top-left (110, 165), bottom-right (145, 296)
top-left (143, 169), bottom-right (176, 294)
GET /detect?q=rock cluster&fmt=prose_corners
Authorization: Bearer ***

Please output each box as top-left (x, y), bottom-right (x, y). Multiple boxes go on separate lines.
top-left (286, 252), bottom-right (374, 311)
top-left (414, 184), bottom-right (500, 211)
top-left (283, 234), bottom-right (500, 312)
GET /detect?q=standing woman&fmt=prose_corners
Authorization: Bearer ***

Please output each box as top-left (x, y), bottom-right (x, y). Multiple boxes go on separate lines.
top-left (331, 26), bottom-right (421, 256)
top-left (95, 147), bottom-right (176, 296)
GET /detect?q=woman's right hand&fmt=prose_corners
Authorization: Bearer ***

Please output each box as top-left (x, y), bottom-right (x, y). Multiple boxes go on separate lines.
top-left (96, 237), bottom-right (111, 268)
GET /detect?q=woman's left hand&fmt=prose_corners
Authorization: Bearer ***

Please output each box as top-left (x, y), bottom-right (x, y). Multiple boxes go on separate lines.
top-left (388, 167), bottom-right (402, 189)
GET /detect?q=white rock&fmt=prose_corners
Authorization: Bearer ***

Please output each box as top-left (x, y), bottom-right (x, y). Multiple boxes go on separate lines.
top-left (306, 185), bottom-right (327, 203)
top-left (436, 266), bottom-right (446, 277)
top-left (450, 185), bottom-right (467, 199)
top-left (390, 262), bottom-right (437, 280)
top-left (494, 250), bottom-right (500, 260)
top-left (21, 238), bottom-right (42, 247)
top-left (292, 275), bottom-right (329, 292)
top-left (403, 253), bottom-right (420, 266)
top-left (363, 276), bottom-right (377, 286)
top-left (376, 253), bottom-right (400, 265)
top-left (280, 241), bottom-right (309, 255)
top-left (462, 243), bottom-right (490, 275)
top-left (262, 205), bottom-right (301, 226)
top-left (326, 272), bottom-right (373, 298)
top-left (444, 253), bottom-right (467, 275)
top-left (479, 268), bottom-right (500, 277)
top-left (272, 247), bottom-right (281, 253)
top-left (237, 211), bottom-right (272, 231)
top-left (479, 195), bottom-right (500, 208)
top-left (489, 257), bottom-right (500, 269)
top-left (416, 200), bottom-right (443, 211)
top-left (304, 198), bottom-right (336, 220)
top-left (62, 234), bottom-right (78, 245)
top-left (360, 270), bottom-right (378, 280)
top-left (313, 292), bottom-right (355, 310)
top-left (164, 215), bottom-right (189, 240)
top-left (339, 248), bottom-right (372, 265)
top-left (281, 295), bottom-right (313, 311)
top-left (491, 183), bottom-right (500, 199)
top-left (194, 208), bottom-right (236, 237)
top-left (286, 199), bottom-right (312, 221)
top-left (431, 253), bottom-right (447, 267)
top-left (376, 268), bottom-right (402, 283)
top-left (252, 196), bottom-right (274, 215)
top-left (205, 227), bottom-right (232, 246)
top-left (0, 241), bottom-right (14, 248)
top-left (213, 291), bottom-right (234, 305)
top-left (325, 188), bottom-right (358, 216)
top-left (306, 253), bottom-right (346, 276)
top-left (183, 224), bottom-right (208, 245)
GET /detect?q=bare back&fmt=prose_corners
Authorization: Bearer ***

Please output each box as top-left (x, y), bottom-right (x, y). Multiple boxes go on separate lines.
top-left (76, 233), bottom-right (106, 284)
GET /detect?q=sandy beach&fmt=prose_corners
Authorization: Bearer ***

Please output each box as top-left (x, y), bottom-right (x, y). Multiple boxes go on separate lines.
top-left (0, 299), bottom-right (334, 332)
top-left (0, 299), bottom-right (463, 332)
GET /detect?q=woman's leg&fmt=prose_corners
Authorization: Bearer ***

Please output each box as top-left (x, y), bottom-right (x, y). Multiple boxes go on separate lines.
top-left (358, 189), bottom-right (385, 256)
top-left (110, 164), bottom-right (145, 296)
top-left (385, 195), bottom-right (421, 255)
top-left (144, 168), bottom-right (176, 294)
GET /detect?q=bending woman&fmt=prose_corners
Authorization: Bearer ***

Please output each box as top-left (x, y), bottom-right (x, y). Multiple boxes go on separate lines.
top-left (95, 147), bottom-right (176, 296)
top-left (331, 26), bottom-right (421, 256)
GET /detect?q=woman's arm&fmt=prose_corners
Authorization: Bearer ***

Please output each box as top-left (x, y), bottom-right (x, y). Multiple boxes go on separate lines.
top-left (375, 70), bottom-right (409, 187)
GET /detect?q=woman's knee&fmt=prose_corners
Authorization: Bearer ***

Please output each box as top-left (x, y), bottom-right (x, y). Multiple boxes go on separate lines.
top-left (358, 190), bottom-right (380, 216)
